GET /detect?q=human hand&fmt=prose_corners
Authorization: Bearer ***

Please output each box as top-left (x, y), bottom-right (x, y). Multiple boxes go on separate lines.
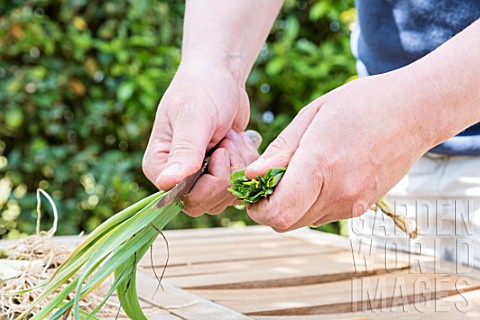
top-left (182, 129), bottom-right (260, 216)
top-left (143, 63), bottom-right (249, 192)
top-left (244, 75), bottom-right (433, 232)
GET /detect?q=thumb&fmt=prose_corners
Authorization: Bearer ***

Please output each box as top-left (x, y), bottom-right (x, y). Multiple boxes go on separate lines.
top-left (156, 111), bottom-right (215, 190)
top-left (245, 104), bottom-right (320, 179)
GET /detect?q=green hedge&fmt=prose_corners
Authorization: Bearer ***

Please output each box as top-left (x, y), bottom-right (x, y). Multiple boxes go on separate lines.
top-left (0, 0), bottom-right (356, 239)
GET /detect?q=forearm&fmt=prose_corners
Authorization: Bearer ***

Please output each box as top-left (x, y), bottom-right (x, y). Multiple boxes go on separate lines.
top-left (180, 0), bottom-right (284, 83)
top-left (392, 19), bottom-right (480, 147)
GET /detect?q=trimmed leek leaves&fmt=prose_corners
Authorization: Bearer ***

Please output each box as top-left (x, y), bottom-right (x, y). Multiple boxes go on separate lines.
top-left (228, 168), bottom-right (286, 205)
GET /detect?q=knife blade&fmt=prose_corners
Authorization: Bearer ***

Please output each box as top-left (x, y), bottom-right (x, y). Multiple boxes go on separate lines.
top-left (154, 157), bottom-right (209, 209)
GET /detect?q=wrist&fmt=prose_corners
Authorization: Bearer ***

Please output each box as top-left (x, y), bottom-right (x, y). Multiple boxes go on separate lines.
top-left (361, 71), bottom-right (439, 153)
top-left (388, 20), bottom-right (480, 148)
top-left (391, 69), bottom-right (441, 149)
top-left (393, 68), bottom-right (479, 150)
top-left (179, 50), bottom-right (249, 86)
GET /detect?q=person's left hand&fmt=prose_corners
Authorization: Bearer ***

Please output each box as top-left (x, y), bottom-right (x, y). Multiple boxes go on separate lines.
top-left (245, 75), bottom-right (434, 232)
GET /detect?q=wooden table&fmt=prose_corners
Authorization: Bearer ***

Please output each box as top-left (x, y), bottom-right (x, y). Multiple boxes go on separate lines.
top-left (112, 226), bottom-right (480, 320)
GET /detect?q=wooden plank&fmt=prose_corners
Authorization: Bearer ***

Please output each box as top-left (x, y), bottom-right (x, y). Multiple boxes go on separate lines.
top-left (105, 312), bottom-right (181, 320)
top-left (161, 225), bottom-right (275, 240)
top-left (160, 233), bottom-right (295, 249)
top-left (106, 313), bottom-right (182, 320)
top-left (135, 272), bottom-right (252, 320)
top-left (148, 249), bottom-right (407, 279)
top-left (284, 228), bottom-right (431, 267)
top-left (139, 238), bottom-right (339, 267)
top-left (190, 270), bottom-right (480, 316)
top-left (141, 251), bottom-right (409, 289)
top-left (253, 287), bottom-right (480, 319)
top-left (284, 228), bottom-right (353, 250)
top-left (97, 286), bottom-right (183, 319)
top-left (148, 236), bottom-right (309, 261)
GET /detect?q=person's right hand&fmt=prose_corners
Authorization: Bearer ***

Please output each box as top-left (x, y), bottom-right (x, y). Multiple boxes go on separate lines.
top-left (142, 62), bottom-right (250, 209)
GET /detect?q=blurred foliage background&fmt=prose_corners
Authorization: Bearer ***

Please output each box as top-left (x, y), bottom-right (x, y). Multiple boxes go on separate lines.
top-left (0, 0), bottom-right (356, 239)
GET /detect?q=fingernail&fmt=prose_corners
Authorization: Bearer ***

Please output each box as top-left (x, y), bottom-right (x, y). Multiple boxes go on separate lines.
top-left (245, 130), bottom-right (262, 148)
top-left (242, 133), bottom-right (257, 152)
top-left (161, 164), bottom-right (182, 177)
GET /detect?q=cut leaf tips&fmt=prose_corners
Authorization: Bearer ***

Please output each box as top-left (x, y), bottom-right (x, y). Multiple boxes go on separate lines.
top-left (228, 168), bottom-right (286, 205)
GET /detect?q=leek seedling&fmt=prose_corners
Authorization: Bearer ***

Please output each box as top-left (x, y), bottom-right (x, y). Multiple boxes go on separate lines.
top-left (15, 190), bottom-right (183, 320)
top-left (228, 168), bottom-right (418, 239)
top-left (1, 189), bottom-right (120, 319)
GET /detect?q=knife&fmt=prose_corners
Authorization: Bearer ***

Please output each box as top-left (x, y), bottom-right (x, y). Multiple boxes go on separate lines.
top-left (154, 157), bottom-right (209, 208)
top-left (154, 130), bottom-right (262, 209)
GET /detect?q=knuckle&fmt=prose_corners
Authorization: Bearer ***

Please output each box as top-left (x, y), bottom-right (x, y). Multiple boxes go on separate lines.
top-left (246, 205), bottom-right (268, 225)
top-left (313, 152), bottom-right (367, 205)
top-left (183, 206), bottom-right (205, 217)
top-left (169, 141), bottom-right (192, 156)
top-left (269, 135), bottom-right (290, 152)
top-left (304, 152), bottom-right (324, 187)
top-left (220, 139), bottom-right (235, 152)
top-left (300, 102), bottom-right (321, 116)
top-left (183, 193), bottom-right (206, 210)
top-left (250, 201), bottom-right (294, 230)
top-left (314, 153), bottom-right (334, 175)
top-left (169, 141), bottom-right (203, 161)
top-left (269, 212), bottom-right (294, 230)
top-left (156, 98), bottom-right (169, 113)
top-left (309, 152), bottom-right (333, 185)
top-left (263, 135), bottom-right (294, 161)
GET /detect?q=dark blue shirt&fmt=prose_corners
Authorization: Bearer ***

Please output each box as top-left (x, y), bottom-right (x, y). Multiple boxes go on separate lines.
top-left (354, 0), bottom-right (480, 155)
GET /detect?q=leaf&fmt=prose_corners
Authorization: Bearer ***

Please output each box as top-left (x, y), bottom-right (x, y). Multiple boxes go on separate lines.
top-left (266, 57), bottom-right (287, 76)
top-left (117, 81), bottom-right (136, 102)
top-left (309, 2), bottom-right (330, 20)
top-left (228, 168), bottom-right (286, 205)
top-left (18, 192), bottom-right (183, 319)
